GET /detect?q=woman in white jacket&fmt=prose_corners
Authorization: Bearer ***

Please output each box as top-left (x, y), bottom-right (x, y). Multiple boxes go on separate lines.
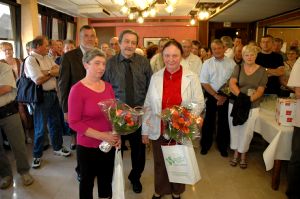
top-left (142, 40), bottom-right (205, 199)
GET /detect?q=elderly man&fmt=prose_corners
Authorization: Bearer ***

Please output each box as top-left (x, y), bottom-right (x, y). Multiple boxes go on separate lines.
top-left (109, 36), bottom-right (120, 54)
top-left (0, 62), bottom-right (34, 189)
top-left (181, 39), bottom-right (202, 75)
top-left (255, 35), bottom-right (284, 95)
top-left (25, 36), bottom-right (71, 169)
top-left (58, 25), bottom-right (97, 180)
top-left (48, 40), bottom-right (60, 62)
top-left (103, 29), bottom-right (152, 194)
top-left (286, 57), bottom-right (300, 199)
top-left (200, 39), bottom-right (236, 157)
top-left (100, 42), bottom-right (109, 53)
top-left (150, 38), bottom-right (169, 73)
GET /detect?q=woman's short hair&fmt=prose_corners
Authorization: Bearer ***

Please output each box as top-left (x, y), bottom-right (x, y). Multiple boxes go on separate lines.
top-left (162, 39), bottom-right (183, 55)
top-left (0, 42), bottom-right (13, 50)
top-left (82, 48), bottom-right (106, 64)
top-left (242, 45), bottom-right (259, 57)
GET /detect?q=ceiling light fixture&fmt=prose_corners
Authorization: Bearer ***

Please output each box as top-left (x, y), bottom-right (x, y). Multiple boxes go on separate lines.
top-left (112, 0), bottom-right (177, 23)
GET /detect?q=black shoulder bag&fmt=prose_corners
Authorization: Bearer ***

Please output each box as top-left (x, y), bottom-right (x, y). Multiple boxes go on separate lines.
top-left (16, 56), bottom-right (43, 103)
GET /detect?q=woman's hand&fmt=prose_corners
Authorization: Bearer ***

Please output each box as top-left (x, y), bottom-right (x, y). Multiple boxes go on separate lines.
top-left (103, 131), bottom-right (120, 146)
top-left (142, 135), bottom-right (149, 144)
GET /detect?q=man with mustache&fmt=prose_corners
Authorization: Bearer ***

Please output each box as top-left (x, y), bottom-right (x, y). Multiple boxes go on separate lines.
top-left (103, 29), bottom-right (152, 194)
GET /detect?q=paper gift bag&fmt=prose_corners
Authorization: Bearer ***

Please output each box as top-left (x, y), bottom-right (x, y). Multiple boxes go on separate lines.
top-left (275, 98), bottom-right (296, 126)
top-left (112, 149), bottom-right (125, 199)
top-left (161, 144), bottom-right (201, 185)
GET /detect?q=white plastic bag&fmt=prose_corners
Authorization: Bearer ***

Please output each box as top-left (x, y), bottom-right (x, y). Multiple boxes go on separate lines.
top-left (112, 149), bottom-right (125, 199)
top-left (161, 144), bottom-right (201, 185)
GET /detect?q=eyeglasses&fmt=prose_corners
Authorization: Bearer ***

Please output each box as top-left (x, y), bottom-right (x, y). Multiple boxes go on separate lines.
top-left (2, 48), bottom-right (13, 51)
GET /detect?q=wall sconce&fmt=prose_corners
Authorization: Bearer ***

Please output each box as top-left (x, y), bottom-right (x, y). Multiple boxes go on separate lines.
top-left (190, 16), bottom-right (196, 25)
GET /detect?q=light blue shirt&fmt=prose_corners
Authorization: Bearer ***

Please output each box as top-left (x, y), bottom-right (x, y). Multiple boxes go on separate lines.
top-left (200, 56), bottom-right (236, 91)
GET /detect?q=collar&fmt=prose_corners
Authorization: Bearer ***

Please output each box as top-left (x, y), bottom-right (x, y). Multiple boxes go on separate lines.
top-left (79, 45), bottom-right (87, 55)
top-left (31, 51), bottom-right (46, 59)
top-left (213, 56), bottom-right (225, 62)
top-left (118, 53), bottom-right (135, 63)
top-left (164, 66), bottom-right (182, 78)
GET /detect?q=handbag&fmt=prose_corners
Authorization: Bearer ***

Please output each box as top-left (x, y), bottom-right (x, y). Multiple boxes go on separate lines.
top-left (161, 144), bottom-right (201, 185)
top-left (16, 56), bottom-right (43, 103)
top-left (112, 149), bottom-right (125, 199)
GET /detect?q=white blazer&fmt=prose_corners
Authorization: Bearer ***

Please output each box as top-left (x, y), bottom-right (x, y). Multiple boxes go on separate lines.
top-left (142, 67), bottom-right (205, 140)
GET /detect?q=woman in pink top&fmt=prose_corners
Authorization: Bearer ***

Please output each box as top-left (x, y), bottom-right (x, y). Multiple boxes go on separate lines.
top-left (68, 48), bottom-right (120, 199)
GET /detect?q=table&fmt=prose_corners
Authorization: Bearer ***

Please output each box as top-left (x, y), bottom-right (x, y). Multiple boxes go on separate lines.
top-left (254, 108), bottom-right (293, 190)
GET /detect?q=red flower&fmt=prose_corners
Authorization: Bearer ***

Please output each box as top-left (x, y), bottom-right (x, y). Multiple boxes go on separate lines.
top-left (116, 109), bottom-right (123, 116)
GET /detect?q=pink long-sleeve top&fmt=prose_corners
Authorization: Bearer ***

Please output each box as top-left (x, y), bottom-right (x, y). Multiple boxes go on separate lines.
top-left (68, 81), bottom-right (115, 148)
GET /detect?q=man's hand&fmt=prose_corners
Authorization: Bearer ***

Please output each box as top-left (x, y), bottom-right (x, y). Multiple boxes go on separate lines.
top-left (64, 113), bottom-right (68, 122)
top-left (50, 65), bottom-right (59, 77)
top-left (215, 94), bottom-right (227, 106)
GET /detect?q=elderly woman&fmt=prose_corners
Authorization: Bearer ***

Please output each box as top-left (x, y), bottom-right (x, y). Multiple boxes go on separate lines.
top-left (280, 46), bottom-right (299, 95)
top-left (0, 42), bottom-right (32, 144)
top-left (142, 40), bottom-right (205, 199)
top-left (228, 45), bottom-right (268, 169)
top-left (68, 49), bottom-right (120, 199)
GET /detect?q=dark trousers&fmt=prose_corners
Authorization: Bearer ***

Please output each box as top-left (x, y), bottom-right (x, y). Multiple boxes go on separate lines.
top-left (122, 128), bottom-right (145, 183)
top-left (200, 93), bottom-right (230, 153)
top-left (287, 126), bottom-right (300, 199)
top-left (77, 145), bottom-right (115, 199)
top-left (152, 136), bottom-right (185, 195)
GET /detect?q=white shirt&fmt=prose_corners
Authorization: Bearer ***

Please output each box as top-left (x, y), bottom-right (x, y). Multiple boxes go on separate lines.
top-left (180, 53), bottom-right (202, 76)
top-left (200, 56), bottom-right (236, 91)
top-left (287, 57), bottom-right (300, 127)
top-left (224, 48), bottom-right (234, 59)
top-left (24, 52), bottom-right (57, 91)
top-left (0, 62), bottom-right (16, 107)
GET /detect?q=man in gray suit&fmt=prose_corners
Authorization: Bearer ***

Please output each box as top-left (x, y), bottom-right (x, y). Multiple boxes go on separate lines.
top-left (58, 25), bottom-right (97, 180)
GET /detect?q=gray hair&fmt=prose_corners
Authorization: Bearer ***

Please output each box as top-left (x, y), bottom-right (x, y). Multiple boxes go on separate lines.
top-left (221, 36), bottom-right (233, 48)
top-left (82, 48), bottom-right (106, 64)
top-left (242, 45), bottom-right (259, 57)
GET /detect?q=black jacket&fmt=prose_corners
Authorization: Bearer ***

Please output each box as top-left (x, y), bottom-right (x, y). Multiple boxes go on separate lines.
top-left (103, 53), bottom-right (152, 106)
top-left (230, 92), bottom-right (251, 126)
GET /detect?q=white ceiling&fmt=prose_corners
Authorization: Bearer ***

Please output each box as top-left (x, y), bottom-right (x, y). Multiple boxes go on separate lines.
top-left (210, 0), bottom-right (300, 22)
top-left (38, 0), bottom-right (300, 22)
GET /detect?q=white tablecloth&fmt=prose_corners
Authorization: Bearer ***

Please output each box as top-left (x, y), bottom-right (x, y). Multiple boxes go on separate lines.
top-left (254, 108), bottom-right (293, 171)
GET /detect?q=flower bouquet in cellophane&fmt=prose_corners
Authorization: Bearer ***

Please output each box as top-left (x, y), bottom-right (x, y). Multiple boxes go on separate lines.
top-left (161, 104), bottom-right (203, 145)
top-left (98, 99), bottom-right (144, 152)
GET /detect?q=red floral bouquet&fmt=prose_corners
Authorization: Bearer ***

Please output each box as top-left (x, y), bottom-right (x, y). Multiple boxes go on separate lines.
top-left (161, 105), bottom-right (203, 144)
top-left (98, 99), bottom-right (144, 152)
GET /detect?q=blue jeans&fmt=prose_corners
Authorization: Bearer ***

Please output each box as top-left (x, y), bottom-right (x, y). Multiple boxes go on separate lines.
top-left (33, 91), bottom-right (63, 158)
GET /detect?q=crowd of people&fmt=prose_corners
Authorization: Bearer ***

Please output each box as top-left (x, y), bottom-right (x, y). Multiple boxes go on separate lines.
top-left (0, 25), bottom-right (299, 199)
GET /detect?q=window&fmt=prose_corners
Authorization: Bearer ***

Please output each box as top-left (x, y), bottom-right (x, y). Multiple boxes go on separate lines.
top-left (52, 18), bottom-right (59, 40)
top-left (66, 22), bottom-right (75, 40)
top-left (0, 2), bottom-right (15, 58)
